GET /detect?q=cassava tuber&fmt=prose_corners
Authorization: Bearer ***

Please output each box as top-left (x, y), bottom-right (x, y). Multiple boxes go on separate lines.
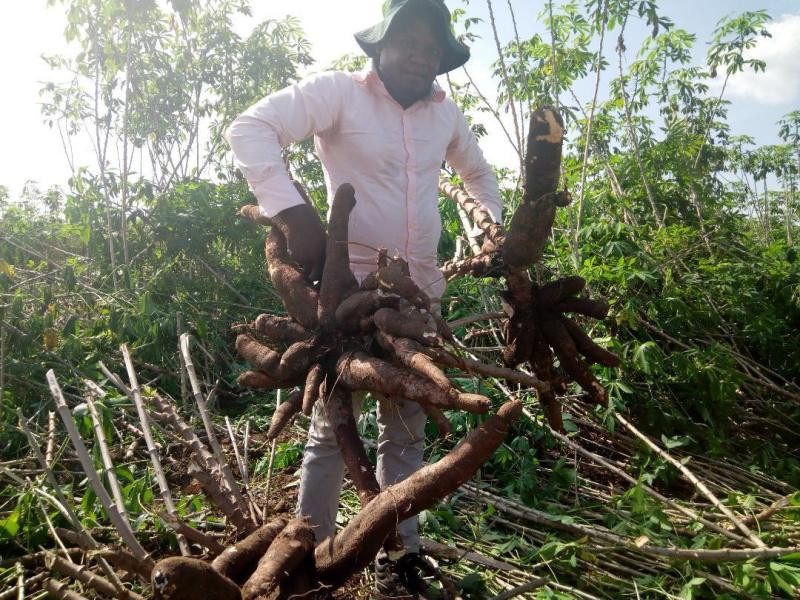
top-left (211, 519), bottom-right (289, 585)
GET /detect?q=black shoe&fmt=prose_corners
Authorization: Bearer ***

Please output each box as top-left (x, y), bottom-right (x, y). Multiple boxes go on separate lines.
top-left (374, 552), bottom-right (429, 599)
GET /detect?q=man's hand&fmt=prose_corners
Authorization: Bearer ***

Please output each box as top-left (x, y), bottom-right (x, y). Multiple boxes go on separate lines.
top-left (270, 203), bottom-right (327, 283)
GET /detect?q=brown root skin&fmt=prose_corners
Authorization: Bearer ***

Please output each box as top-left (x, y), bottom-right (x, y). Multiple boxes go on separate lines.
top-left (318, 183), bottom-right (359, 331)
top-left (553, 297), bottom-right (610, 320)
top-left (506, 268), bottom-right (534, 307)
top-left (539, 388), bottom-right (564, 433)
top-left (502, 268), bottom-right (537, 366)
top-left (152, 556), bottom-right (242, 600)
top-left (212, 519), bottom-right (289, 585)
top-left (529, 326), bottom-right (566, 431)
top-left (335, 290), bottom-right (379, 333)
top-left (276, 337), bottom-right (323, 379)
top-left (503, 313), bottom-right (537, 368)
top-left (457, 394), bottom-right (494, 413)
top-left (504, 200), bottom-right (556, 268)
top-left (375, 262), bottom-right (431, 311)
top-left (373, 307), bottom-right (441, 347)
top-left (554, 190), bottom-right (573, 207)
top-left (539, 313), bottom-right (608, 407)
top-left (251, 314), bottom-right (312, 346)
top-left (236, 335), bottom-right (320, 382)
top-left (239, 204), bottom-right (272, 227)
top-left (336, 352), bottom-right (490, 413)
top-left (374, 331), bottom-right (455, 396)
top-left (236, 371), bottom-right (285, 391)
top-left (334, 290), bottom-right (401, 333)
top-left (302, 364), bottom-right (324, 416)
top-left (324, 385), bottom-right (380, 506)
top-left (503, 108), bottom-right (565, 268)
top-left (266, 390), bottom-right (303, 442)
top-left (236, 335), bottom-right (281, 375)
top-left (559, 316), bottom-right (620, 367)
top-left (315, 400), bottom-right (522, 587)
top-left (265, 229), bottom-right (320, 330)
top-left (535, 276), bottom-right (587, 308)
top-left (241, 517), bottom-right (314, 600)
top-left (320, 381), bottom-right (405, 554)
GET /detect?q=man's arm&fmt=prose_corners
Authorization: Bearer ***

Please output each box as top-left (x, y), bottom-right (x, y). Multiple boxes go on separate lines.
top-left (445, 108), bottom-right (503, 235)
top-left (225, 72), bottom-right (347, 280)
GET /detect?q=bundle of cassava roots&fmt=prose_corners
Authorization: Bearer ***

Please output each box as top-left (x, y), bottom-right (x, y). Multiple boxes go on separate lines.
top-left (148, 107), bottom-right (619, 599)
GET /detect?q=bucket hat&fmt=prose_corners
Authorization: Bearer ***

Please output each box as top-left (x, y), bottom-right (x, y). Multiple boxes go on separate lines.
top-left (354, 0), bottom-right (470, 74)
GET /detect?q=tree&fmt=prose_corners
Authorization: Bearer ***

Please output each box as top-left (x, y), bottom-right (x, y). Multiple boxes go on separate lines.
top-left (41, 0), bottom-right (312, 287)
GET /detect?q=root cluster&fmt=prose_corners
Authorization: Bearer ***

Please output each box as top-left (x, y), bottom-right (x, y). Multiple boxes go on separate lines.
top-left (150, 106), bottom-right (617, 598)
top-left (442, 108), bottom-right (619, 431)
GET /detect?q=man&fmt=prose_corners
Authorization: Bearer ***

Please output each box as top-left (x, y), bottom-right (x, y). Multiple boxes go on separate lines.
top-left (226, 0), bottom-right (502, 595)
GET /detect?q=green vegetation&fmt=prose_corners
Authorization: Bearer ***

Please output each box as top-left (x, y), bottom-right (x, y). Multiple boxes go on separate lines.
top-left (1, 0), bottom-right (799, 598)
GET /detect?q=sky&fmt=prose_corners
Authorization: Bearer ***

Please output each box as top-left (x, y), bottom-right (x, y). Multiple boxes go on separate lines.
top-left (0, 0), bottom-right (798, 200)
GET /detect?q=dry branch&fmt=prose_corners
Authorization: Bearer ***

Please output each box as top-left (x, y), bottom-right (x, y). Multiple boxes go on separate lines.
top-left (47, 553), bottom-right (145, 600)
top-left (47, 370), bottom-right (148, 560)
top-left (84, 391), bottom-right (130, 522)
top-left (44, 579), bottom-right (91, 600)
top-left (187, 462), bottom-right (254, 534)
top-left (181, 334), bottom-right (256, 530)
top-left (615, 413), bottom-right (766, 549)
top-left (463, 485), bottom-right (796, 563)
top-left (160, 512), bottom-right (226, 555)
top-left (122, 345), bottom-right (191, 556)
top-left (545, 425), bottom-right (752, 546)
top-left (93, 548), bottom-right (154, 581)
top-left (439, 178), bottom-right (505, 248)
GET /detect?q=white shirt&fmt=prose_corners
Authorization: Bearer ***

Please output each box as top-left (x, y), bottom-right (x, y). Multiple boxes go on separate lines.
top-left (226, 68), bottom-right (501, 300)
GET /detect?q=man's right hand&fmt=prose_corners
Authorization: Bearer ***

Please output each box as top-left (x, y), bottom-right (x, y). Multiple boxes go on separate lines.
top-left (270, 203), bottom-right (327, 284)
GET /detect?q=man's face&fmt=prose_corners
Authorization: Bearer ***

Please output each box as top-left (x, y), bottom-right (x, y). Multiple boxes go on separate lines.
top-left (378, 14), bottom-right (444, 107)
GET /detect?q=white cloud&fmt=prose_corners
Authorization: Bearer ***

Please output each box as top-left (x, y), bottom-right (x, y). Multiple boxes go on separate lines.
top-left (723, 13), bottom-right (800, 106)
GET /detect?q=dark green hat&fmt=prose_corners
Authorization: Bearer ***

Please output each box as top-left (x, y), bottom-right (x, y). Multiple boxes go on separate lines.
top-left (354, 0), bottom-right (470, 75)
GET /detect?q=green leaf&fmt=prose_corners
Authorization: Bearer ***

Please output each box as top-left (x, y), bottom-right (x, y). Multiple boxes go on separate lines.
top-left (633, 341), bottom-right (660, 375)
top-left (0, 510), bottom-right (20, 538)
top-left (679, 576), bottom-right (706, 599)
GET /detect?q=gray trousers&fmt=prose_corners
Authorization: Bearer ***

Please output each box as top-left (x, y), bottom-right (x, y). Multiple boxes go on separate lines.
top-left (296, 393), bottom-right (426, 553)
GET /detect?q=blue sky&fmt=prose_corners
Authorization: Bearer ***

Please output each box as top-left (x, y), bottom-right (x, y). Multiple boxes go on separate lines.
top-left (0, 1), bottom-right (798, 199)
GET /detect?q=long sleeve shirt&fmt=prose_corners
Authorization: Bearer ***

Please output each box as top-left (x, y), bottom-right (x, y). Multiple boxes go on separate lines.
top-left (226, 68), bottom-right (501, 301)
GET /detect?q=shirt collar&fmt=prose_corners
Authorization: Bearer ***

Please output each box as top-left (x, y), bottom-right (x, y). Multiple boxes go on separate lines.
top-left (352, 67), bottom-right (446, 104)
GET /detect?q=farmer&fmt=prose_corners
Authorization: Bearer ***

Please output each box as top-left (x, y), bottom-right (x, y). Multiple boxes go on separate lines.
top-left (226, 0), bottom-right (502, 595)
